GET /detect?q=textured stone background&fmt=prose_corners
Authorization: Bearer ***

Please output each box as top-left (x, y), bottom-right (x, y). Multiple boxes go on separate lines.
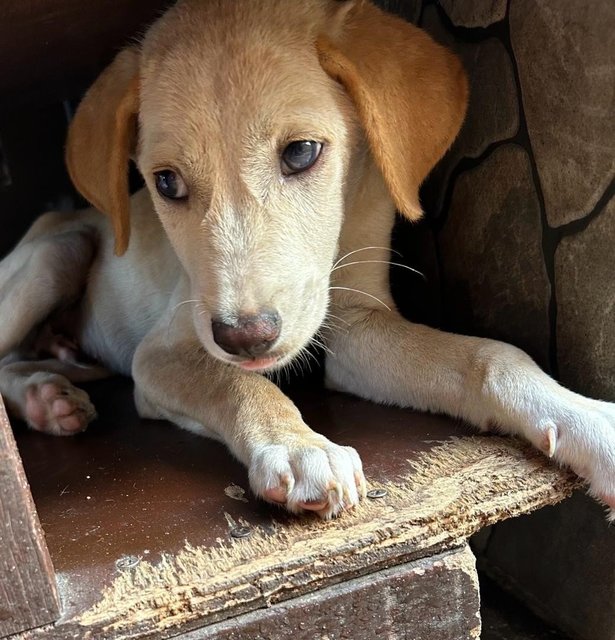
top-left (400, 0), bottom-right (615, 398)
top-left (389, 2), bottom-right (614, 639)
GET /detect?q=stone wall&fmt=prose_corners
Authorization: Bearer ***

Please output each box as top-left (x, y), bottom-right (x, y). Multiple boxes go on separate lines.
top-left (393, 0), bottom-right (615, 399)
top-left (387, 2), bottom-right (614, 639)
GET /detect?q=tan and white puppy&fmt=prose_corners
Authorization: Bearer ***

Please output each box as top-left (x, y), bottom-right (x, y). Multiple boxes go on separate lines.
top-left (0, 0), bottom-right (613, 519)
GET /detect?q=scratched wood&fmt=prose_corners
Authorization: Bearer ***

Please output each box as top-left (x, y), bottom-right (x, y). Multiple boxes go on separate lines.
top-left (0, 397), bottom-right (60, 637)
top-left (186, 544), bottom-right (481, 640)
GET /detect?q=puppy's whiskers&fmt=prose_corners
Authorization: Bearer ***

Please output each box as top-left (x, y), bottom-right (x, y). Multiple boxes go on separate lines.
top-left (324, 312), bottom-right (350, 327)
top-left (310, 332), bottom-right (334, 357)
top-left (172, 299), bottom-right (202, 313)
top-left (332, 259), bottom-right (425, 279)
top-left (319, 318), bottom-right (348, 339)
top-left (332, 246), bottom-right (401, 271)
top-left (328, 286), bottom-right (392, 311)
top-left (299, 347), bottom-right (318, 372)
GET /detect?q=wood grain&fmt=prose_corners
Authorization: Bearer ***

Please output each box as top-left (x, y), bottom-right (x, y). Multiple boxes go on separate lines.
top-left (0, 398), bottom-right (60, 637)
top-left (189, 545), bottom-right (481, 640)
top-left (7, 380), bottom-right (577, 639)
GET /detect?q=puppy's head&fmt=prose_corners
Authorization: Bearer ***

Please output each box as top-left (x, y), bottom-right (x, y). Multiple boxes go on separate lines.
top-left (67, 0), bottom-right (467, 371)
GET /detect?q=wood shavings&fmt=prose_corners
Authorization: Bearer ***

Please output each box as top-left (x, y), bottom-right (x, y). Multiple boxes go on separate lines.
top-left (77, 436), bottom-right (579, 635)
top-left (224, 484), bottom-right (248, 503)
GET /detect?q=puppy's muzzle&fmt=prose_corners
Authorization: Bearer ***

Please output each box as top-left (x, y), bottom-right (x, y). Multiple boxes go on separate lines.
top-left (211, 311), bottom-right (281, 358)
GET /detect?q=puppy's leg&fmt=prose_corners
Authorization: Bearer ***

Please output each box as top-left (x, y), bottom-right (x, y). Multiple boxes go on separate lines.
top-left (325, 307), bottom-right (615, 516)
top-left (0, 215), bottom-right (96, 358)
top-left (0, 358), bottom-right (106, 436)
top-left (133, 320), bottom-right (365, 519)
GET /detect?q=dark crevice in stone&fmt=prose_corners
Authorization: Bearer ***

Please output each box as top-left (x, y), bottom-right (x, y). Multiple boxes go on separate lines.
top-left (505, 0), bottom-right (512, 23)
top-left (429, 138), bottom-right (516, 234)
top-left (499, 9), bottom-right (558, 378)
top-left (425, 139), bottom-right (505, 333)
top-left (375, 0), bottom-right (421, 23)
top-left (548, 179), bottom-right (615, 395)
top-left (426, 138), bottom-right (522, 339)
top-left (417, 0), bottom-right (427, 27)
top-left (417, 2), bottom-right (522, 335)
top-left (422, 0), bottom-right (559, 375)
top-left (0, 136), bottom-right (11, 189)
top-left (555, 178), bottom-right (615, 239)
top-left (437, 144), bottom-right (551, 366)
top-left (422, 0), bottom-right (510, 42)
top-left (509, 126), bottom-right (558, 378)
top-left (419, 0), bottom-right (561, 376)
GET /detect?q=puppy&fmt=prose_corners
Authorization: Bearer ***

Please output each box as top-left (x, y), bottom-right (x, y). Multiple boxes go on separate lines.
top-left (0, 0), bottom-right (613, 519)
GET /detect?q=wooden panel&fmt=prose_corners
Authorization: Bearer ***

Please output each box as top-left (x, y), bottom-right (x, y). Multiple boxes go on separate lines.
top-left (0, 1), bottom-right (171, 108)
top-left (0, 397), bottom-right (60, 637)
top-left (187, 544), bottom-right (481, 640)
top-left (10, 379), bottom-right (575, 639)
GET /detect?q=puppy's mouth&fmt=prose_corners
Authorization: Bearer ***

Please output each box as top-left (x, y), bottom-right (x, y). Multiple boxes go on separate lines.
top-left (236, 355), bottom-right (280, 372)
top-left (218, 347), bottom-right (304, 373)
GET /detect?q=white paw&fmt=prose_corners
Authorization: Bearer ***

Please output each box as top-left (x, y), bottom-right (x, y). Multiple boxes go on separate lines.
top-left (25, 373), bottom-right (97, 436)
top-left (542, 398), bottom-right (615, 519)
top-left (248, 438), bottom-right (367, 519)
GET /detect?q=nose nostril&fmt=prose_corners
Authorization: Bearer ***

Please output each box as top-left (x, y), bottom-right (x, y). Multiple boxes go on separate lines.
top-left (211, 311), bottom-right (281, 357)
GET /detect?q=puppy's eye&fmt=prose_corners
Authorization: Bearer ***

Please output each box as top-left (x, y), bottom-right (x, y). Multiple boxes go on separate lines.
top-left (281, 141), bottom-right (322, 175)
top-left (154, 170), bottom-right (188, 200)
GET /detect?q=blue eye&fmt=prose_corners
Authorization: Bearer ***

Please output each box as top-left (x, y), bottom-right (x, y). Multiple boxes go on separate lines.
top-left (154, 170), bottom-right (188, 200)
top-left (281, 141), bottom-right (322, 175)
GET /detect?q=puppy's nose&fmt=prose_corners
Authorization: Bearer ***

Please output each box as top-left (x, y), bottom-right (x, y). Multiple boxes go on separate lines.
top-left (211, 311), bottom-right (281, 357)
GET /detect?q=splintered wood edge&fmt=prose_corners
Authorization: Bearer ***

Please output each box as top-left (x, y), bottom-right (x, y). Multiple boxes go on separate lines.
top-left (66, 435), bottom-right (578, 638)
top-left (0, 398), bottom-right (61, 635)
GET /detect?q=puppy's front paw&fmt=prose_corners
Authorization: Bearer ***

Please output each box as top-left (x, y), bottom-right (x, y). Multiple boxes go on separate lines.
top-left (581, 404), bottom-right (615, 518)
top-left (248, 438), bottom-right (366, 519)
top-left (548, 399), bottom-right (615, 518)
top-left (25, 373), bottom-right (97, 436)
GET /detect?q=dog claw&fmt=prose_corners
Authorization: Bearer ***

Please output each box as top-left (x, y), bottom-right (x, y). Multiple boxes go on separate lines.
top-left (541, 424), bottom-right (558, 458)
top-left (355, 471), bottom-right (368, 499)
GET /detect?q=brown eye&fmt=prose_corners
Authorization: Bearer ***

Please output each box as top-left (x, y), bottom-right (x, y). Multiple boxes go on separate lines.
top-left (154, 170), bottom-right (188, 200)
top-left (281, 141), bottom-right (322, 175)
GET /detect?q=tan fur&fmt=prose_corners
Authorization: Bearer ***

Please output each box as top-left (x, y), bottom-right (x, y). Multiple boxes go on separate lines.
top-left (1, 0), bottom-right (613, 519)
top-left (317, 1), bottom-right (468, 220)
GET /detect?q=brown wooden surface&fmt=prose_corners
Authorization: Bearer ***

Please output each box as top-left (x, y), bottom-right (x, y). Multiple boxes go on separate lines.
top-left (187, 544), bottom-right (481, 640)
top-left (0, 0), bottom-right (171, 109)
top-left (0, 397), bottom-right (60, 637)
top-left (9, 377), bottom-right (576, 639)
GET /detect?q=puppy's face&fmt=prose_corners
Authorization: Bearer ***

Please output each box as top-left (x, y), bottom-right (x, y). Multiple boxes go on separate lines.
top-left (136, 2), bottom-right (360, 371)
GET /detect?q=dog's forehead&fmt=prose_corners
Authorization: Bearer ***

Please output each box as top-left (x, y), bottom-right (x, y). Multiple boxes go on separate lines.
top-left (138, 0), bottom-right (344, 151)
top-left (140, 0), bottom-right (331, 88)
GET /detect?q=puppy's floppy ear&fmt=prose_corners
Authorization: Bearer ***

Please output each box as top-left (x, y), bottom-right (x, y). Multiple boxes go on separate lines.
top-left (66, 48), bottom-right (140, 255)
top-left (318, 1), bottom-right (468, 220)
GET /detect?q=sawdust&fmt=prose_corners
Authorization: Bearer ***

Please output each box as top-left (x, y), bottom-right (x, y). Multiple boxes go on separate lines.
top-left (224, 483), bottom-right (248, 503)
top-left (77, 436), bottom-right (578, 635)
